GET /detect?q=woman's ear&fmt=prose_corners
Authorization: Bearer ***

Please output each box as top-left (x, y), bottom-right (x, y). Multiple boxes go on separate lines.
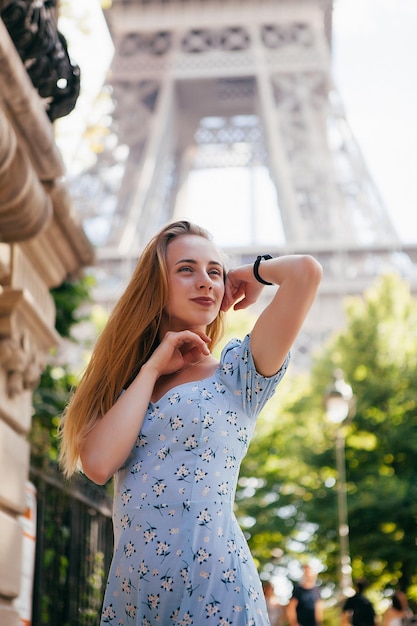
top-left (220, 291), bottom-right (231, 312)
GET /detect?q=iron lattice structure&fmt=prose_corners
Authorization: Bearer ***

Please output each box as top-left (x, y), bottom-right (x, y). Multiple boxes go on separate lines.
top-left (68, 0), bottom-right (417, 365)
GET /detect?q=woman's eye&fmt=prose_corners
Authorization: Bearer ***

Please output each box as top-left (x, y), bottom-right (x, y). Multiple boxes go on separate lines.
top-left (179, 266), bottom-right (193, 272)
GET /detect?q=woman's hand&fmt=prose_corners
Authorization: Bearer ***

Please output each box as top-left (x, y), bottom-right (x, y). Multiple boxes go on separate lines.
top-left (221, 264), bottom-right (265, 312)
top-left (145, 329), bottom-right (212, 377)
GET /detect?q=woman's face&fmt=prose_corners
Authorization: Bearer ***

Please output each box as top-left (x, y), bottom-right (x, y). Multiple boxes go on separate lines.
top-left (162, 234), bottom-right (225, 333)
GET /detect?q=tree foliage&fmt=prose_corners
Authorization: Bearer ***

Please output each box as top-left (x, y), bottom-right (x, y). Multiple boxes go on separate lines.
top-left (236, 273), bottom-right (417, 604)
top-left (30, 274), bottom-right (95, 468)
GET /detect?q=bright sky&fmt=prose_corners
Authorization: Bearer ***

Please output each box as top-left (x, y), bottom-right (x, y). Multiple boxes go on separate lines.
top-left (331, 0), bottom-right (417, 244)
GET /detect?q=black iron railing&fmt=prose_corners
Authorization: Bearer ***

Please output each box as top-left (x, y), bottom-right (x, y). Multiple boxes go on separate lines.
top-left (29, 467), bottom-right (113, 626)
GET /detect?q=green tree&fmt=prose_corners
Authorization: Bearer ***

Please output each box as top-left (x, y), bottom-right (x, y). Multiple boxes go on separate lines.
top-left (236, 273), bottom-right (417, 603)
top-left (30, 274), bottom-right (95, 467)
top-left (307, 273), bottom-right (417, 594)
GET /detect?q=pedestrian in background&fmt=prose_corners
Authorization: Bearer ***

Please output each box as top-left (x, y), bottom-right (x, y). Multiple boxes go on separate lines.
top-left (263, 579), bottom-right (286, 626)
top-left (287, 562), bottom-right (323, 626)
top-left (383, 590), bottom-right (414, 626)
top-left (341, 578), bottom-right (377, 626)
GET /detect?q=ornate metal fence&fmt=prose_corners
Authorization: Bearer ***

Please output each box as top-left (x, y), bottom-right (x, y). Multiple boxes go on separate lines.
top-left (29, 467), bottom-right (113, 626)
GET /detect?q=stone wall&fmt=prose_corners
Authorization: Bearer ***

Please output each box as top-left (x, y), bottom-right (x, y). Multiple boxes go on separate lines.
top-left (0, 18), bottom-right (94, 625)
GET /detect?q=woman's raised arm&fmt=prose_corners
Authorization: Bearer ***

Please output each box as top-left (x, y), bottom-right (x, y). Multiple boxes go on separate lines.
top-left (223, 255), bottom-right (322, 376)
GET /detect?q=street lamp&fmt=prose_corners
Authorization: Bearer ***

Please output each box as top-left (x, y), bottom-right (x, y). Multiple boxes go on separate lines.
top-left (324, 369), bottom-right (355, 597)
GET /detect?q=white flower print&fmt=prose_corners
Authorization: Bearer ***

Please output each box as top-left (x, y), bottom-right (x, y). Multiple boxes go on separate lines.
top-left (194, 547), bottom-right (211, 564)
top-left (152, 478), bottom-right (167, 497)
top-left (248, 585), bottom-right (259, 600)
top-left (224, 455), bottom-right (236, 469)
top-left (238, 546), bottom-right (249, 562)
top-left (178, 611), bottom-right (193, 626)
top-left (121, 577), bottom-right (135, 594)
top-left (196, 508), bottom-right (212, 526)
top-left (125, 602), bottom-right (137, 618)
top-left (156, 540), bottom-right (170, 558)
top-left (123, 541), bottom-right (136, 558)
top-left (246, 386), bottom-right (252, 403)
top-left (175, 464), bottom-right (190, 480)
top-left (130, 461), bottom-right (142, 476)
top-left (217, 482), bottom-right (229, 496)
top-left (161, 572), bottom-right (174, 591)
top-left (143, 524), bottom-right (157, 544)
top-left (183, 434), bottom-right (198, 451)
top-left (226, 411), bottom-right (237, 425)
top-left (200, 447), bottom-right (215, 462)
top-left (180, 563), bottom-right (189, 581)
top-left (202, 412), bottom-right (214, 429)
top-left (145, 593), bottom-right (160, 609)
top-left (170, 415), bottom-right (184, 430)
top-left (101, 336), bottom-right (288, 626)
top-left (201, 388), bottom-right (213, 400)
top-left (227, 539), bottom-right (237, 553)
top-left (205, 597), bottom-right (221, 617)
top-left (121, 489), bottom-right (132, 506)
top-left (194, 468), bottom-right (207, 482)
top-left (221, 568), bottom-right (237, 587)
top-left (168, 392), bottom-right (181, 405)
top-left (237, 427), bottom-right (248, 445)
top-left (101, 604), bottom-right (116, 622)
top-left (156, 446), bottom-right (170, 460)
top-left (136, 434), bottom-right (147, 448)
top-left (121, 514), bottom-right (132, 530)
top-left (221, 362), bottom-right (233, 375)
top-left (213, 380), bottom-right (225, 393)
top-left (138, 560), bottom-right (150, 580)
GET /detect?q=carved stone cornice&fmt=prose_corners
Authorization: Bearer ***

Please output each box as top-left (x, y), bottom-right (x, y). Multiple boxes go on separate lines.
top-left (0, 288), bottom-right (59, 397)
top-left (20, 180), bottom-right (95, 288)
top-left (0, 17), bottom-right (95, 278)
top-left (0, 107), bottom-right (52, 243)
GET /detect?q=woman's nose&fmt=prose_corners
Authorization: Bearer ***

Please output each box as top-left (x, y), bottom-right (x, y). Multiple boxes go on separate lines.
top-left (198, 272), bottom-right (212, 289)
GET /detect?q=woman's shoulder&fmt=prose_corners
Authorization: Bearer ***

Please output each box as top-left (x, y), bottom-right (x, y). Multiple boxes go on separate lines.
top-left (219, 335), bottom-right (244, 359)
top-left (219, 333), bottom-right (290, 378)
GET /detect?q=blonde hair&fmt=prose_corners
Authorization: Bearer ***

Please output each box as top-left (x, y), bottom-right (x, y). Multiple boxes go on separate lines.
top-left (59, 220), bottom-right (226, 477)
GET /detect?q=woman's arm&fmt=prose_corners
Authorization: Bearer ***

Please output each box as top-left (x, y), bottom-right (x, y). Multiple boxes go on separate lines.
top-left (223, 255), bottom-right (322, 376)
top-left (286, 597), bottom-right (299, 626)
top-left (80, 329), bottom-right (211, 484)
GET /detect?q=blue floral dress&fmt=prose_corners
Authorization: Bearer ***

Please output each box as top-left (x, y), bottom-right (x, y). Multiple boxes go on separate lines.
top-left (101, 334), bottom-right (289, 626)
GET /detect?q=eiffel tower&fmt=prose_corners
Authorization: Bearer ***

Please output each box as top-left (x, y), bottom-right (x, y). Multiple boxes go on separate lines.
top-left (68, 0), bottom-right (417, 367)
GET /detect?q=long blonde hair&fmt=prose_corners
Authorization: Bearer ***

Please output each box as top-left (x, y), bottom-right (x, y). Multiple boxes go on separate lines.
top-left (59, 220), bottom-right (226, 477)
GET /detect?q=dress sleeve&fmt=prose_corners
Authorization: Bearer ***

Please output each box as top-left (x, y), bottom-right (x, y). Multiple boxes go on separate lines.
top-left (217, 333), bottom-right (290, 420)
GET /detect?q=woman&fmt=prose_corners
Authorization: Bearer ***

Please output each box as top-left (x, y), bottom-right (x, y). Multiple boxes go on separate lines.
top-left (59, 220), bottom-right (322, 625)
top-left (383, 591), bottom-right (414, 626)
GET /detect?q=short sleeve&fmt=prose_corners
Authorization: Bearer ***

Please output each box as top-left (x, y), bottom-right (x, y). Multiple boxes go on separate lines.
top-left (217, 333), bottom-right (290, 420)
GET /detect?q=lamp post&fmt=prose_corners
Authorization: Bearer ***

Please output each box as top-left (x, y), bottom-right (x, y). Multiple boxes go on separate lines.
top-left (324, 369), bottom-right (354, 597)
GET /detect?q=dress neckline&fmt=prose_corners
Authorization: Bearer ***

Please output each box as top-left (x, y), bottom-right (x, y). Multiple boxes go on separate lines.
top-left (150, 365), bottom-right (220, 405)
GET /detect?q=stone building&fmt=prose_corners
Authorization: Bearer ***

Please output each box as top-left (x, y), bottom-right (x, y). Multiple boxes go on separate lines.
top-left (0, 3), bottom-right (94, 624)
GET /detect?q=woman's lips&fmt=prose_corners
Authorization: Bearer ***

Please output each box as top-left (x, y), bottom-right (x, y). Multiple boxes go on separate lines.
top-left (191, 297), bottom-right (215, 306)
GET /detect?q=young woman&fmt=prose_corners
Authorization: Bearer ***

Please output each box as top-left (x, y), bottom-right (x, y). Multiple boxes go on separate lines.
top-left (59, 220), bottom-right (322, 625)
top-left (383, 591), bottom-right (414, 626)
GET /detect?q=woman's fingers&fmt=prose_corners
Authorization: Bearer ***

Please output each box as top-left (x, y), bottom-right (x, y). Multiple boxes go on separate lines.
top-left (150, 330), bottom-right (211, 376)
